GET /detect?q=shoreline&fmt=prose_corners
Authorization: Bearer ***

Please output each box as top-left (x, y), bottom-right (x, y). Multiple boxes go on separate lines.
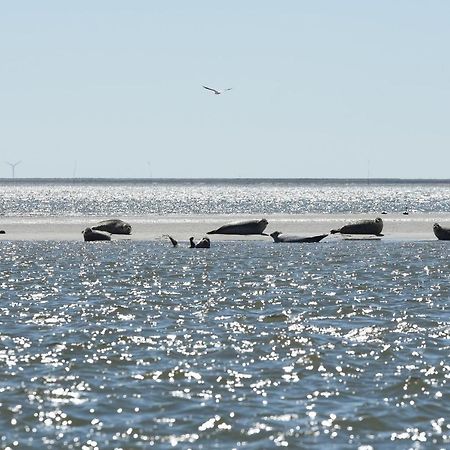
top-left (0, 213), bottom-right (448, 242)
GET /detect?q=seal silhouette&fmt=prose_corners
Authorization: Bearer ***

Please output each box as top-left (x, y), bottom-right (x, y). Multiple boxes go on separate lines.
top-left (92, 219), bottom-right (132, 235)
top-left (331, 218), bottom-right (383, 236)
top-left (82, 227), bottom-right (111, 241)
top-left (270, 231), bottom-right (328, 243)
top-left (195, 237), bottom-right (211, 248)
top-left (433, 223), bottom-right (450, 240)
top-left (207, 219), bottom-right (268, 235)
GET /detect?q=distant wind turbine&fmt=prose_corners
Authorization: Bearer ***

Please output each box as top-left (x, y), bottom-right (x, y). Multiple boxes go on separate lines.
top-left (202, 85), bottom-right (232, 95)
top-left (147, 161), bottom-right (153, 179)
top-left (6, 161), bottom-right (21, 179)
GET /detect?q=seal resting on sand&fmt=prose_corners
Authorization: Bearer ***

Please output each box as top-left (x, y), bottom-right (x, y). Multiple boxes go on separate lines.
top-left (433, 223), bottom-right (450, 240)
top-left (0, 230), bottom-right (5, 234)
top-left (207, 219), bottom-right (269, 235)
top-left (331, 218), bottom-right (383, 236)
top-left (195, 237), bottom-right (211, 248)
top-left (92, 219), bottom-right (132, 235)
top-left (270, 231), bottom-right (328, 243)
top-left (82, 227), bottom-right (111, 241)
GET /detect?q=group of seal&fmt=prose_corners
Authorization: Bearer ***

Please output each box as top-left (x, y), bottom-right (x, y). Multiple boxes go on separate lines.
top-left (167, 235), bottom-right (211, 248)
top-left (167, 218), bottom-right (329, 248)
top-left (82, 219), bottom-right (132, 242)
top-left (79, 217), bottom-right (450, 244)
top-left (173, 217), bottom-right (383, 246)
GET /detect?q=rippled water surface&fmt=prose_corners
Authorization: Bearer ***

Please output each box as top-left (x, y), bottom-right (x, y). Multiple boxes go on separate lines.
top-left (1, 239), bottom-right (449, 449)
top-left (1, 178), bottom-right (450, 215)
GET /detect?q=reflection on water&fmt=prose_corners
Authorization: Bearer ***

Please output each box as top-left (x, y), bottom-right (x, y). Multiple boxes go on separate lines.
top-left (1, 179), bottom-right (450, 216)
top-left (1, 239), bottom-right (449, 448)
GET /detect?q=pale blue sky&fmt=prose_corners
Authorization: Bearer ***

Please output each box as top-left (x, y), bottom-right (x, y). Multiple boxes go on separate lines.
top-left (1, 1), bottom-right (449, 178)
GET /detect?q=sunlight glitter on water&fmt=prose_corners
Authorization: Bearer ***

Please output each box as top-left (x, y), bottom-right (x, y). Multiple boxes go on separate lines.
top-left (1, 239), bottom-right (449, 448)
top-left (2, 179), bottom-right (450, 216)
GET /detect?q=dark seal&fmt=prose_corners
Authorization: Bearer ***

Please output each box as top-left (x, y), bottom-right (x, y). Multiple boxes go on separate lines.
top-left (92, 219), bottom-right (132, 235)
top-left (331, 218), bottom-right (383, 236)
top-left (433, 223), bottom-right (450, 241)
top-left (195, 237), bottom-right (211, 248)
top-left (207, 219), bottom-right (268, 235)
top-left (82, 227), bottom-right (111, 241)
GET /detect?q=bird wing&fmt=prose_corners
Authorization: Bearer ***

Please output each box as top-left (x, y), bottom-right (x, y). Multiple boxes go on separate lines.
top-left (202, 85), bottom-right (220, 94)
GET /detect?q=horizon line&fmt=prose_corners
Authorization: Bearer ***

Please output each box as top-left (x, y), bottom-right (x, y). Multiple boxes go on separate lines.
top-left (1, 177), bottom-right (450, 182)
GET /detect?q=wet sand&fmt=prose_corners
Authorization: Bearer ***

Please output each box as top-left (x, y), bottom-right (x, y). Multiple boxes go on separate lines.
top-left (1, 213), bottom-right (449, 242)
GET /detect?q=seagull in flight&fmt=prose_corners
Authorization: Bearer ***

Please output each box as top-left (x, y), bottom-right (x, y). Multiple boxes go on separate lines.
top-left (202, 85), bottom-right (232, 95)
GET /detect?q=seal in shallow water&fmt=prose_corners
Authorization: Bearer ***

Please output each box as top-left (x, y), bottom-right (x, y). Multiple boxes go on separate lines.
top-left (207, 219), bottom-right (269, 235)
top-left (433, 223), bottom-right (450, 240)
top-left (331, 218), bottom-right (383, 236)
top-left (92, 219), bottom-right (132, 235)
top-left (195, 237), bottom-right (211, 248)
top-left (82, 227), bottom-right (111, 241)
top-left (270, 231), bottom-right (328, 243)
top-left (167, 235), bottom-right (178, 247)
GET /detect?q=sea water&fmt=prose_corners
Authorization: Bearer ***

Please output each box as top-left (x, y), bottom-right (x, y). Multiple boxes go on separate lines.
top-left (1, 178), bottom-right (450, 216)
top-left (1, 180), bottom-right (450, 449)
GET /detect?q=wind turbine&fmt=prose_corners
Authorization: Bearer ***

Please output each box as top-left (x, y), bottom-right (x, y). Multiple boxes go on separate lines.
top-left (6, 161), bottom-right (21, 179)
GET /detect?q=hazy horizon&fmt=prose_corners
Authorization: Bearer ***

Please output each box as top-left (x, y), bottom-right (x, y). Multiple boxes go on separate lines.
top-left (2, 176), bottom-right (450, 183)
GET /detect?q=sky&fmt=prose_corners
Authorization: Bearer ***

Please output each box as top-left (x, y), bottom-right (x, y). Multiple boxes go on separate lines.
top-left (1, 1), bottom-right (449, 179)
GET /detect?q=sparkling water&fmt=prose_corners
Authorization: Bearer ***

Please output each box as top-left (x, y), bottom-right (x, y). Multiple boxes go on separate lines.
top-left (1, 178), bottom-right (450, 216)
top-left (1, 180), bottom-right (449, 449)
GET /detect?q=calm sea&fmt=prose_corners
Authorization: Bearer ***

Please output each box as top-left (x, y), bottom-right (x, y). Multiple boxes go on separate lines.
top-left (1, 179), bottom-right (449, 449)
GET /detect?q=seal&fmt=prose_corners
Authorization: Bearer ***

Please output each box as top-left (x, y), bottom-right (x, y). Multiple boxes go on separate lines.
top-left (331, 218), bottom-right (383, 236)
top-left (270, 231), bottom-right (328, 243)
top-left (0, 230), bottom-right (5, 234)
top-left (433, 223), bottom-right (450, 240)
top-left (195, 237), bottom-right (211, 248)
top-left (165, 235), bottom-right (178, 247)
top-left (82, 227), bottom-right (111, 241)
top-left (207, 219), bottom-right (269, 235)
top-left (92, 219), bottom-right (132, 235)
top-left (189, 237), bottom-right (196, 248)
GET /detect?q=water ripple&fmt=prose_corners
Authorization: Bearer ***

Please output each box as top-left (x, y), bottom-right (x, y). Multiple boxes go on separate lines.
top-left (0, 240), bottom-right (449, 448)
top-left (2, 179), bottom-right (450, 215)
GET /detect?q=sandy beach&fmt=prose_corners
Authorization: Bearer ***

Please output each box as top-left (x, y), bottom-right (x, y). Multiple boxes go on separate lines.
top-left (1, 213), bottom-right (448, 242)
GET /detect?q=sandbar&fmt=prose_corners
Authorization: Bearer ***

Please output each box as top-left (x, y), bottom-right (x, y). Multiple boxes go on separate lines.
top-left (1, 213), bottom-right (449, 242)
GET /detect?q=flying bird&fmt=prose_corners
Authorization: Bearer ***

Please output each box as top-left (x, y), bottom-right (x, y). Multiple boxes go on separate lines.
top-left (202, 85), bottom-right (232, 95)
